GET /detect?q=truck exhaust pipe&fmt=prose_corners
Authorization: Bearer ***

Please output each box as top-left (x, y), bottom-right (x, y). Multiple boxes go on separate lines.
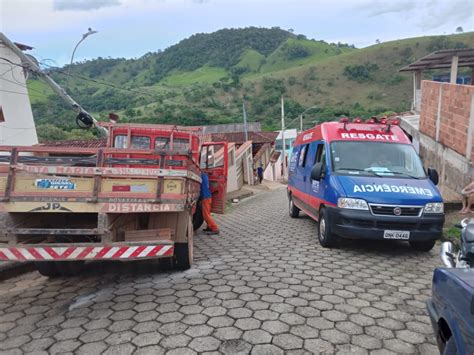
top-left (440, 242), bottom-right (456, 268)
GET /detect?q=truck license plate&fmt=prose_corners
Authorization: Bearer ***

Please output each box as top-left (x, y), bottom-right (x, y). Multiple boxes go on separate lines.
top-left (383, 230), bottom-right (410, 240)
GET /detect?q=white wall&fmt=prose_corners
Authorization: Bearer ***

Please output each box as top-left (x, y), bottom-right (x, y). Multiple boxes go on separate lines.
top-left (0, 43), bottom-right (38, 146)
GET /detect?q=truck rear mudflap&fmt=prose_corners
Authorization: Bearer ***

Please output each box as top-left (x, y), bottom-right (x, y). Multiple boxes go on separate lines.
top-left (0, 242), bottom-right (174, 262)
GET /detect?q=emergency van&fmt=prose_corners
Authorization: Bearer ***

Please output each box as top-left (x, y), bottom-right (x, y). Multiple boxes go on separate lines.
top-left (287, 118), bottom-right (444, 251)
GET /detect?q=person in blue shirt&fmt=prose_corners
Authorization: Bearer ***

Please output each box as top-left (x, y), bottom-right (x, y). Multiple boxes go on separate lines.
top-left (257, 165), bottom-right (264, 184)
top-left (200, 172), bottom-right (219, 235)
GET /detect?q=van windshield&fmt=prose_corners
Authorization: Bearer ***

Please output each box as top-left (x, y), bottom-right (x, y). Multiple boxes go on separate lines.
top-left (330, 141), bottom-right (426, 179)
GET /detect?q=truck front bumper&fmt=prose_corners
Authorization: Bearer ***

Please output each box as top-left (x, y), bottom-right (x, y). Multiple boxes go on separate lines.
top-left (326, 206), bottom-right (444, 242)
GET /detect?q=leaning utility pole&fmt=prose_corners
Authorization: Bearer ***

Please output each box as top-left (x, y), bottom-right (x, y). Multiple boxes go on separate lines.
top-left (0, 32), bottom-right (107, 136)
top-left (281, 96), bottom-right (286, 179)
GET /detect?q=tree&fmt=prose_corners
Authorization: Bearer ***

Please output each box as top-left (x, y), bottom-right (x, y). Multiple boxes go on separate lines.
top-left (456, 26), bottom-right (464, 33)
top-left (375, 39), bottom-right (381, 44)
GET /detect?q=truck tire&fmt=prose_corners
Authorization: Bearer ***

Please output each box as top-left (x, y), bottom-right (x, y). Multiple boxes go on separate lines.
top-left (35, 262), bottom-right (60, 277)
top-left (175, 217), bottom-right (194, 270)
top-left (193, 201), bottom-right (204, 231)
top-left (56, 261), bottom-right (85, 276)
top-left (318, 208), bottom-right (337, 248)
top-left (289, 196), bottom-right (300, 218)
top-left (409, 240), bottom-right (436, 252)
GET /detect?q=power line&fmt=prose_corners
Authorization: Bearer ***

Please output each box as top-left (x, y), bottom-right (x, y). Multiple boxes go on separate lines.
top-left (38, 61), bottom-right (159, 98)
top-left (0, 88), bottom-right (48, 99)
top-left (0, 76), bottom-right (51, 97)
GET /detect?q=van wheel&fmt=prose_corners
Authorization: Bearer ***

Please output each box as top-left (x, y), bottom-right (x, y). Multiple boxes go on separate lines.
top-left (409, 240), bottom-right (436, 251)
top-left (175, 217), bottom-right (194, 270)
top-left (289, 196), bottom-right (300, 218)
top-left (35, 262), bottom-right (60, 277)
top-left (193, 201), bottom-right (204, 231)
top-left (318, 208), bottom-right (337, 248)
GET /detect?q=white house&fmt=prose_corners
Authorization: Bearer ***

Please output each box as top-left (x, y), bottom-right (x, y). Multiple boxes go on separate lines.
top-left (0, 36), bottom-right (38, 146)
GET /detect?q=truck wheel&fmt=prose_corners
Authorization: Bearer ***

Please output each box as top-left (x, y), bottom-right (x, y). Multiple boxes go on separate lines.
top-left (289, 196), bottom-right (300, 218)
top-left (193, 201), bottom-right (204, 231)
top-left (409, 240), bottom-right (436, 252)
top-left (56, 261), bottom-right (85, 276)
top-left (35, 262), bottom-right (60, 277)
top-left (318, 208), bottom-right (337, 248)
top-left (175, 217), bottom-right (194, 270)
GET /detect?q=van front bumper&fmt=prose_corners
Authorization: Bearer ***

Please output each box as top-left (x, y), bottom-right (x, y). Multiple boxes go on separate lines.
top-left (326, 206), bottom-right (444, 241)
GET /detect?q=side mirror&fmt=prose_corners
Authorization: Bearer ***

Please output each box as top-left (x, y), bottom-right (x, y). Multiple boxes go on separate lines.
top-left (427, 168), bottom-right (439, 185)
top-left (440, 242), bottom-right (455, 268)
top-left (311, 162), bottom-right (324, 181)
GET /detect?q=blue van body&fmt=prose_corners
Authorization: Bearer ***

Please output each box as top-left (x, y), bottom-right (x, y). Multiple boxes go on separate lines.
top-left (287, 121), bottom-right (445, 250)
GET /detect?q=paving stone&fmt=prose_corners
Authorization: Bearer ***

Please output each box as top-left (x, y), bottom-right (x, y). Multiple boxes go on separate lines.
top-left (185, 325), bottom-right (214, 337)
top-left (188, 336), bottom-right (221, 352)
top-left (251, 344), bottom-right (284, 355)
top-left (242, 329), bottom-right (272, 344)
top-left (21, 337), bottom-right (55, 352)
top-left (214, 326), bottom-right (243, 340)
top-left (234, 317), bottom-right (261, 330)
top-left (320, 328), bottom-right (351, 345)
top-left (261, 320), bottom-right (290, 334)
top-left (166, 348), bottom-right (197, 355)
top-left (219, 339), bottom-right (252, 354)
top-left (351, 334), bottom-right (382, 350)
top-left (76, 341), bottom-right (109, 354)
top-left (395, 329), bottom-right (426, 344)
top-left (383, 338), bottom-right (416, 353)
top-left (132, 331), bottom-right (163, 347)
top-left (103, 343), bottom-right (136, 355)
top-left (160, 334), bottom-right (191, 348)
top-left (273, 333), bottom-right (304, 350)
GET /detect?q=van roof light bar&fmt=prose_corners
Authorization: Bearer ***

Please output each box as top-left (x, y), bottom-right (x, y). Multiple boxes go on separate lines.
top-left (339, 117), bottom-right (349, 130)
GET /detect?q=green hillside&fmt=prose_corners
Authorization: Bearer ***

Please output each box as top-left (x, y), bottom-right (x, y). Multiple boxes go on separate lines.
top-left (27, 28), bottom-right (474, 140)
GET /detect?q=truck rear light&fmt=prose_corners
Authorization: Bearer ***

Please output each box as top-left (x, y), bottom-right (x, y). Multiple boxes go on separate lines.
top-left (353, 118), bottom-right (362, 123)
top-left (339, 117), bottom-right (349, 123)
top-left (391, 119), bottom-right (400, 125)
top-left (366, 118), bottom-right (375, 123)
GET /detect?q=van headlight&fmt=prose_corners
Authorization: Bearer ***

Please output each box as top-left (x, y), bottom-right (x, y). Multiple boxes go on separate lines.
top-left (424, 202), bottom-right (444, 214)
top-left (337, 198), bottom-right (369, 210)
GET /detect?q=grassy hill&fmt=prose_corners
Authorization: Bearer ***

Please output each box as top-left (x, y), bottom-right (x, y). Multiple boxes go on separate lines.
top-left (27, 28), bottom-right (474, 140)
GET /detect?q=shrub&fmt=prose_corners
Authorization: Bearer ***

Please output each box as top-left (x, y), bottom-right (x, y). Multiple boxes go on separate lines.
top-left (343, 63), bottom-right (379, 82)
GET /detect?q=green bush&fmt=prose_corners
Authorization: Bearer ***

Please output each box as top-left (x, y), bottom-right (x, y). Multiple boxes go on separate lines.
top-left (343, 63), bottom-right (379, 82)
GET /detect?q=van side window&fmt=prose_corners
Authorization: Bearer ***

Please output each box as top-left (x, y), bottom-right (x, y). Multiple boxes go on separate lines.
top-left (315, 144), bottom-right (326, 164)
top-left (299, 144), bottom-right (308, 167)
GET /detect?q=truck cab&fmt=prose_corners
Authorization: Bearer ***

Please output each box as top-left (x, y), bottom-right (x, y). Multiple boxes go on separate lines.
top-left (287, 118), bottom-right (444, 250)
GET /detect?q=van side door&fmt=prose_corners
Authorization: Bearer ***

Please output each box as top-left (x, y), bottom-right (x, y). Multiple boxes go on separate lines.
top-left (294, 143), bottom-right (309, 192)
top-left (309, 141), bottom-right (328, 216)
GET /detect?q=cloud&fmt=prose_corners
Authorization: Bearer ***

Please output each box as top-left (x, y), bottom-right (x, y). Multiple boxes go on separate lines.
top-left (356, 0), bottom-right (416, 17)
top-left (53, 0), bottom-right (122, 11)
top-left (419, 0), bottom-right (474, 30)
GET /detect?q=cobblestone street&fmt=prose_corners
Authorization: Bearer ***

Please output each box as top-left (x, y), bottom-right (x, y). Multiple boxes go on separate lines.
top-left (0, 188), bottom-right (440, 354)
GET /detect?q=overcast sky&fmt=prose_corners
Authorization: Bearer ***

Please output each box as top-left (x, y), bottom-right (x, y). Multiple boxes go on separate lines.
top-left (1, 0), bottom-right (473, 67)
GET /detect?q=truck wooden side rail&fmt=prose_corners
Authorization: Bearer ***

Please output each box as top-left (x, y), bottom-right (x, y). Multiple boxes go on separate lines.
top-left (0, 145), bottom-right (202, 276)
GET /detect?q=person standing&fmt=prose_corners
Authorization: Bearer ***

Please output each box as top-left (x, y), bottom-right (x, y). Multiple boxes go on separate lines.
top-left (257, 165), bottom-right (264, 184)
top-left (200, 172), bottom-right (219, 235)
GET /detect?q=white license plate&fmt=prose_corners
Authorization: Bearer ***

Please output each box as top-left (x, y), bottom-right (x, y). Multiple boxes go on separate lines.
top-left (383, 230), bottom-right (410, 240)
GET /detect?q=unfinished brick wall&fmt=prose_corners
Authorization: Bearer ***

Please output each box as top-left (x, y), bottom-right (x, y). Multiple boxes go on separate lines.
top-left (420, 81), bottom-right (474, 161)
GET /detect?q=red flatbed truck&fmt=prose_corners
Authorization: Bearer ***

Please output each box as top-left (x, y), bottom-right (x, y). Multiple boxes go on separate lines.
top-left (0, 123), bottom-right (228, 276)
